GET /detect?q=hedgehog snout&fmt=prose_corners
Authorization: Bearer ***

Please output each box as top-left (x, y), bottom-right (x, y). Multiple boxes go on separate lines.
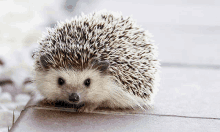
top-left (69, 93), bottom-right (80, 103)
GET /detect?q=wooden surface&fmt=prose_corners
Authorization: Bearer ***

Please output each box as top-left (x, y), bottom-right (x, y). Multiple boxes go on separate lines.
top-left (10, 108), bottom-right (220, 132)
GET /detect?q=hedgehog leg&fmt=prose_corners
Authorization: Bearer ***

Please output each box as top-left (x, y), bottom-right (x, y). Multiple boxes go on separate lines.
top-left (77, 102), bottom-right (99, 113)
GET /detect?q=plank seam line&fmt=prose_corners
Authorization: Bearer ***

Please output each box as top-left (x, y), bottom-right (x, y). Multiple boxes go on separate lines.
top-left (161, 62), bottom-right (220, 69)
top-left (24, 106), bottom-right (220, 120)
top-left (146, 113), bottom-right (220, 120)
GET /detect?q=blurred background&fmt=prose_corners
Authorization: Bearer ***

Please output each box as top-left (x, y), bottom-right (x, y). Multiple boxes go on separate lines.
top-left (0, 0), bottom-right (219, 131)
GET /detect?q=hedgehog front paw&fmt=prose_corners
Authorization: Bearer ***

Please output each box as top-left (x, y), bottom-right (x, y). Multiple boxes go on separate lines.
top-left (77, 103), bottom-right (98, 113)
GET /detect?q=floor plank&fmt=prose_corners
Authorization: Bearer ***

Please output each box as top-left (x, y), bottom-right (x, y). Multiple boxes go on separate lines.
top-left (10, 108), bottom-right (220, 132)
top-left (149, 67), bottom-right (220, 118)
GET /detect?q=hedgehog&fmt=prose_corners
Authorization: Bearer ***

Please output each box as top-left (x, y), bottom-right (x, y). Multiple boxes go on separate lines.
top-left (33, 11), bottom-right (160, 112)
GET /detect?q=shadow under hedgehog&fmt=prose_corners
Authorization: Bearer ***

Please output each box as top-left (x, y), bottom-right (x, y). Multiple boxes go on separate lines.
top-left (33, 10), bottom-right (160, 112)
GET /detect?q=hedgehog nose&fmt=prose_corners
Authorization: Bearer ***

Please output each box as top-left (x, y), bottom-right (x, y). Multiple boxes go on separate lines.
top-left (69, 93), bottom-right (80, 102)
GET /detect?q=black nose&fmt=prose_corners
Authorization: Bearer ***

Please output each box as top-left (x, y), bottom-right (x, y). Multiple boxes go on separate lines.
top-left (69, 93), bottom-right (80, 102)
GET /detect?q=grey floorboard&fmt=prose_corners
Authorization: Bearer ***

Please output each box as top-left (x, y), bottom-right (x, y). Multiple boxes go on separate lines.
top-left (10, 108), bottom-right (220, 132)
top-left (149, 67), bottom-right (220, 118)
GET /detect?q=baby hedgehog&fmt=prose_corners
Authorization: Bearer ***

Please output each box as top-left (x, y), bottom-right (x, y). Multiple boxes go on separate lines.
top-left (33, 11), bottom-right (160, 112)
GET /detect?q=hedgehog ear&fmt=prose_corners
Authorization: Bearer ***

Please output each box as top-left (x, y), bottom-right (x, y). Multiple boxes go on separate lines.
top-left (89, 58), bottom-right (99, 66)
top-left (40, 54), bottom-right (52, 70)
top-left (90, 58), bottom-right (109, 72)
top-left (97, 61), bottom-right (109, 72)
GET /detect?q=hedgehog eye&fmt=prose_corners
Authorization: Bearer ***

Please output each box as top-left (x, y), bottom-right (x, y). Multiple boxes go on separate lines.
top-left (84, 78), bottom-right (90, 87)
top-left (58, 77), bottom-right (65, 86)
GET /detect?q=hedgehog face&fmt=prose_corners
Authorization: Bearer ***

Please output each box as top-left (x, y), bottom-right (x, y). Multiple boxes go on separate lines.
top-left (35, 68), bottom-right (113, 105)
top-left (35, 56), bottom-right (111, 106)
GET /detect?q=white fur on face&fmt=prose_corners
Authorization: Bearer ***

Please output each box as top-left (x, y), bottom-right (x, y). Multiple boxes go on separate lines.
top-left (35, 68), bottom-right (149, 110)
top-left (35, 68), bottom-right (112, 103)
